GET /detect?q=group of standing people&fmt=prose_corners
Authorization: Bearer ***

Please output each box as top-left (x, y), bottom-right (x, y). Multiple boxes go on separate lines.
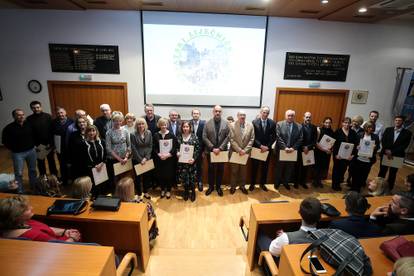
top-left (2, 101), bottom-right (412, 200)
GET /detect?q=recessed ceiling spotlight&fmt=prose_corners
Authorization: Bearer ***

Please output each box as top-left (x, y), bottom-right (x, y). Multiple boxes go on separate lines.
top-left (321, 0), bottom-right (329, 4)
top-left (358, 7), bottom-right (368, 13)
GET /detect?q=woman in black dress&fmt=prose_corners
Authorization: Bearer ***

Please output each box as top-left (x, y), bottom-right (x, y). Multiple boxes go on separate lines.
top-left (331, 117), bottom-right (358, 191)
top-left (313, 117), bottom-right (335, 188)
top-left (350, 121), bottom-right (380, 192)
top-left (153, 118), bottom-right (177, 199)
top-left (68, 116), bottom-right (89, 179)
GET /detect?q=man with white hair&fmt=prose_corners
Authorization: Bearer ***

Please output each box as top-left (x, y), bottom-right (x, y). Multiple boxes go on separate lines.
top-left (168, 109), bottom-right (181, 137)
top-left (95, 104), bottom-right (112, 137)
top-left (229, 110), bottom-right (255, 194)
top-left (274, 109), bottom-right (303, 190)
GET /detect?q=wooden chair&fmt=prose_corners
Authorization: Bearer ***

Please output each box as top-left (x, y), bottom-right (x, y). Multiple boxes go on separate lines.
top-left (117, 252), bottom-right (138, 276)
top-left (258, 251), bottom-right (279, 276)
top-left (239, 216), bottom-right (249, 241)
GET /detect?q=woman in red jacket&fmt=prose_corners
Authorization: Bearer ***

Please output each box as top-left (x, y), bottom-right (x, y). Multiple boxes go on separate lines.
top-left (0, 196), bottom-right (81, 242)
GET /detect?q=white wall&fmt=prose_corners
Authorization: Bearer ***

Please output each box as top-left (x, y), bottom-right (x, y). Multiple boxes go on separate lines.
top-left (1, 9), bottom-right (414, 135)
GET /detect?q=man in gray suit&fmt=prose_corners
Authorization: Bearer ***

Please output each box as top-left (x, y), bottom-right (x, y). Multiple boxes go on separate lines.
top-left (229, 110), bottom-right (255, 194)
top-left (275, 110), bottom-right (303, 190)
top-left (203, 105), bottom-right (230, 196)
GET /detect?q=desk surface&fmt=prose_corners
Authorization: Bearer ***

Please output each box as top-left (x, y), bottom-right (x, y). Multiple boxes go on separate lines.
top-left (0, 239), bottom-right (116, 276)
top-left (0, 193), bottom-right (146, 223)
top-left (279, 235), bottom-right (414, 276)
top-left (251, 196), bottom-right (392, 224)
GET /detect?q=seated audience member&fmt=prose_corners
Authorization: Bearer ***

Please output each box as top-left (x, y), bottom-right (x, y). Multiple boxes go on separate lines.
top-left (0, 174), bottom-right (18, 193)
top-left (329, 191), bottom-right (381, 238)
top-left (35, 174), bottom-right (62, 197)
top-left (367, 177), bottom-right (389, 197)
top-left (115, 177), bottom-right (158, 241)
top-left (388, 257), bottom-right (414, 276)
top-left (257, 197), bottom-right (322, 259)
top-left (0, 196), bottom-right (81, 242)
top-left (369, 192), bottom-right (414, 235)
top-left (405, 174), bottom-right (414, 197)
top-left (72, 176), bottom-right (93, 200)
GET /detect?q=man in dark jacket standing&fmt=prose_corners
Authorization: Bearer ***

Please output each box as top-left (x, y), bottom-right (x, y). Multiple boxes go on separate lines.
top-left (298, 112), bottom-right (317, 189)
top-left (378, 115), bottom-right (412, 191)
top-left (26, 101), bottom-right (57, 176)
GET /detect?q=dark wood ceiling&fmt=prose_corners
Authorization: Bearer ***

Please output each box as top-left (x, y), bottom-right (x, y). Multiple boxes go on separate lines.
top-left (1, 0), bottom-right (414, 23)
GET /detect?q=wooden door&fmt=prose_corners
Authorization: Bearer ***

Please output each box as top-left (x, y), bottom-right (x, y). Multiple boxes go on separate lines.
top-left (48, 81), bottom-right (128, 118)
top-left (274, 87), bottom-right (349, 130)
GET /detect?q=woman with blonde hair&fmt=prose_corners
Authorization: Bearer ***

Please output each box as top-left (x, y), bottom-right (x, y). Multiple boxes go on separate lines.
top-left (388, 257), bottom-right (414, 276)
top-left (123, 113), bottom-right (136, 135)
top-left (0, 196), bottom-right (81, 242)
top-left (130, 118), bottom-right (153, 199)
top-left (367, 177), bottom-right (389, 196)
top-left (153, 118), bottom-right (177, 199)
top-left (72, 176), bottom-right (93, 200)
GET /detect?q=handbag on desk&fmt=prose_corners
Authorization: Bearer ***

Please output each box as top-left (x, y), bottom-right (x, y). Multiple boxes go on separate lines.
top-left (91, 196), bottom-right (121, 211)
top-left (380, 236), bottom-right (414, 261)
top-left (47, 199), bottom-right (88, 216)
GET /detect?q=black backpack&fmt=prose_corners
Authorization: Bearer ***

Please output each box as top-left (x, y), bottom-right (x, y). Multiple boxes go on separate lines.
top-left (300, 229), bottom-right (373, 276)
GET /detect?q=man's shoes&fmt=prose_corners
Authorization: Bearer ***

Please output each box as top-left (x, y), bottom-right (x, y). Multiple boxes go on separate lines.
top-left (198, 182), bottom-right (203, 192)
top-left (301, 183), bottom-right (308, 189)
top-left (260, 184), bottom-right (268, 191)
top-left (205, 187), bottom-right (214, 196)
top-left (190, 190), bottom-right (196, 202)
top-left (166, 192), bottom-right (171, 199)
top-left (249, 185), bottom-right (255, 191)
top-left (274, 183), bottom-right (280, 190)
top-left (217, 188), bottom-right (223, 197)
top-left (332, 186), bottom-right (342, 191)
top-left (143, 193), bottom-right (151, 200)
top-left (293, 183), bottom-right (299, 189)
top-left (283, 183), bottom-right (291, 190)
top-left (183, 190), bottom-right (189, 201)
top-left (230, 187), bottom-right (236, 194)
top-left (240, 186), bottom-right (248, 195)
top-left (160, 190), bottom-right (165, 198)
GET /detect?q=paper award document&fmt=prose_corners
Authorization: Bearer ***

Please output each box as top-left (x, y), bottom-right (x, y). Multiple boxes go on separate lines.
top-left (36, 144), bottom-right (51, 160)
top-left (113, 159), bottom-right (133, 176)
top-left (134, 159), bottom-right (155, 175)
top-left (92, 164), bottom-right (109, 185)
top-left (318, 134), bottom-right (336, 151)
top-left (358, 139), bottom-right (375, 158)
top-left (279, 150), bottom-right (297, 161)
top-left (54, 135), bottom-right (61, 154)
top-left (229, 152), bottom-right (249, 165)
top-left (159, 139), bottom-right (172, 154)
top-left (381, 156), bottom-right (404, 168)
top-left (210, 151), bottom-right (229, 163)
top-left (302, 150), bottom-right (315, 166)
top-left (250, 147), bottom-right (269, 162)
top-left (178, 144), bottom-right (194, 163)
top-left (338, 142), bottom-right (354, 159)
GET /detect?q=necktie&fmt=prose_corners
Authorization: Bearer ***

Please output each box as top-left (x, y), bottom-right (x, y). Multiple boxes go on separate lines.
top-left (287, 123), bottom-right (292, 146)
top-left (262, 120), bottom-right (266, 132)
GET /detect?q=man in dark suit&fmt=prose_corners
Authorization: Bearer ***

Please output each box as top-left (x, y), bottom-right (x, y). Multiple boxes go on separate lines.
top-left (94, 103), bottom-right (112, 138)
top-left (191, 109), bottom-right (206, 191)
top-left (250, 106), bottom-right (275, 191)
top-left (330, 191), bottom-right (382, 238)
top-left (168, 109), bottom-right (181, 137)
top-left (275, 110), bottom-right (303, 190)
top-left (298, 112), bottom-right (317, 189)
top-left (369, 192), bottom-right (414, 235)
top-left (143, 103), bottom-right (161, 134)
top-left (378, 115), bottom-right (412, 191)
top-left (202, 105), bottom-right (230, 196)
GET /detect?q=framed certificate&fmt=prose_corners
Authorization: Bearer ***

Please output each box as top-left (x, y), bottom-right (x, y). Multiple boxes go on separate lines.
top-left (92, 164), bottom-right (109, 185)
top-left (338, 142), bottom-right (354, 159)
top-left (36, 144), bottom-right (51, 160)
top-left (381, 156), bottom-right (404, 168)
top-left (229, 152), bottom-right (249, 165)
top-left (279, 150), bottom-right (297, 161)
top-left (134, 159), bottom-right (155, 175)
top-left (358, 139), bottom-right (375, 158)
top-left (210, 151), bottom-right (229, 163)
top-left (113, 159), bottom-right (133, 176)
top-left (302, 150), bottom-right (315, 166)
top-left (318, 134), bottom-right (335, 151)
top-left (250, 147), bottom-right (269, 162)
top-left (178, 144), bottom-right (194, 163)
top-left (54, 135), bottom-right (61, 154)
top-left (159, 139), bottom-right (172, 154)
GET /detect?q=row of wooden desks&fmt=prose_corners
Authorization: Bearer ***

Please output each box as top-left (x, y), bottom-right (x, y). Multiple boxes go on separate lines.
top-left (279, 235), bottom-right (414, 276)
top-left (247, 196), bottom-right (393, 270)
top-left (0, 239), bottom-right (116, 276)
top-left (0, 193), bottom-right (151, 271)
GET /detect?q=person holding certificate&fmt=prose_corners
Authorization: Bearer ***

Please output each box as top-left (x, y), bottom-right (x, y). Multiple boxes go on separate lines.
top-left (177, 121), bottom-right (200, 201)
top-left (131, 118), bottom-right (153, 200)
top-left (349, 122), bottom-right (380, 192)
top-left (331, 117), bottom-right (358, 191)
top-left (313, 117), bottom-right (335, 188)
top-left (105, 112), bottom-right (131, 192)
top-left (68, 116), bottom-right (89, 180)
top-left (153, 118), bottom-right (177, 199)
top-left (298, 112), bottom-right (317, 189)
top-left (229, 110), bottom-right (254, 194)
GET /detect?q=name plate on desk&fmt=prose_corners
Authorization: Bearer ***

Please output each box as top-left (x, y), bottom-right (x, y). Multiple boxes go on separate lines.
top-left (250, 147), bottom-right (269, 162)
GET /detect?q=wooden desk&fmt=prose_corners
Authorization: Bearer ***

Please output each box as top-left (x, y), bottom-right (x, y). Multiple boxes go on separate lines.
top-left (246, 196), bottom-right (392, 270)
top-left (0, 193), bottom-right (150, 271)
top-left (0, 239), bottom-right (116, 275)
top-left (279, 235), bottom-right (414, 276)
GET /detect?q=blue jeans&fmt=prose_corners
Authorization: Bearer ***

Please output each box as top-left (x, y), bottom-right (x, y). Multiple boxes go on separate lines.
top-left (12, 148), bottom-right (37, 193)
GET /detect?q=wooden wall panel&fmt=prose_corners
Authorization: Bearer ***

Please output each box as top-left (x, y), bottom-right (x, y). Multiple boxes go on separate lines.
top-left (48, 81), bottom-right (128, 119)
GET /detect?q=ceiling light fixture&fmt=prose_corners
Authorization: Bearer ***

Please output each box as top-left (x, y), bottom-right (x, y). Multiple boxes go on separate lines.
top-left (358, 7), bottom-right (368, 13)
top-left (321, 0), bottom-right (329, 4)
